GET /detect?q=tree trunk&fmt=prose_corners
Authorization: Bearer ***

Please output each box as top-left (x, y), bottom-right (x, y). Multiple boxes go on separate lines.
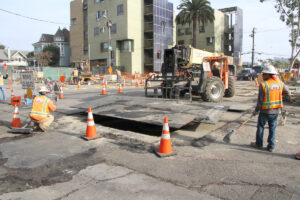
top-left (192, 17), bottom-right (197, 48)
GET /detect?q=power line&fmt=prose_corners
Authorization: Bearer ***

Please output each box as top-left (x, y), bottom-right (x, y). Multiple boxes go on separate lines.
top-left (0, 8), bottom-right (69, 25)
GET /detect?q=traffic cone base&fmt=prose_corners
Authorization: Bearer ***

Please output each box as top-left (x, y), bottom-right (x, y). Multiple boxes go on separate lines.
top-left (11, 106), bottom-right (22, 128)
top-left (154, 117), bottom-right (176, 158)
top-left (296, 152), bottom-right (300, 160)
top-left (81, 107), bottom-right (99, 141)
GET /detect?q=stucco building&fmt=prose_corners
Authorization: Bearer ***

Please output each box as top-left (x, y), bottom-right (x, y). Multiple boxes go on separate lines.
top-left (70, 0), bottom-right (174, 73)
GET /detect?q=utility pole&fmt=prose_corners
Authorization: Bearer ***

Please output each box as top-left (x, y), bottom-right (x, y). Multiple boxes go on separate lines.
top-left (250, 28), bottom-right (256, 68)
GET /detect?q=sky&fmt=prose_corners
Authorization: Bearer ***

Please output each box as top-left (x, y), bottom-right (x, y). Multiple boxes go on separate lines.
top-left (0, 0), bottom-right (291, 63)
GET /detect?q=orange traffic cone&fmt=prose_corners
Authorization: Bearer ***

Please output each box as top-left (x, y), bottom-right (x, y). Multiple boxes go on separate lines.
top-left (155, 117), bottom-right (175, 157)
top-left (81, 107), bottom-right (99, 140)
top-left (59, 86), bottom-right (64, 99)
top-left (147, 81), bottom-right (151, 87)
top-left (77, 81), bottom-right (81, 89)
top-left (136, 80), bottom-right (139, 88)
top-left (250, 76), bottom-right (252, 82)
top-left (118, 83), bottom-right (123, 94)
top-left (122, 80), bottom-right (126, 88)
top-left (101, 87), bottom-right (106, 95)
top-left (102, 79), bottom-right (105, 86)
top-left (105, 80), bottom-right (108, 88)
top-left (11, 106), bottom-right (22, 128)
top-left (131, 80), bottom-right (134, 86)
top-left (296, 152), bottom-right (300, 160)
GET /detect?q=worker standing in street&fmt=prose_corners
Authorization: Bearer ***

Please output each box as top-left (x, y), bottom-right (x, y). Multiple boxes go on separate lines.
top-left (116, 69), bottom-right (121, 83)
top-left (251, 65), bottom-right (289, 152)
top-left (0, 71), bottom-right (8, 101)
top-left (30, 86), bottom-right (56, 132)
top-left (73, 68), bottom-right (79, 84)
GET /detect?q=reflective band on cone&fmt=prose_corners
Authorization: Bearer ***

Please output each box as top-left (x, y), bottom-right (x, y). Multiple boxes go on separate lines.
top-left (81, 107), bottom-right (99, 141)
top-left (11, 106), bottom-right (21, 128)
top-left (155, 117), bottom-right (175, 157)
top-left (102, 87), bottom-right (106, 95)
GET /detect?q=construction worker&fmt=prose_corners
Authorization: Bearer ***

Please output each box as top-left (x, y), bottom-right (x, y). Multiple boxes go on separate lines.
top-left (251, 65), bottom-right (289, 152)
top-left (73, 68), bottom-right (79, 84)
top-left (30, 86), bottom-right (56, 132)
top-left (116, 69), bottom-right (121, 83)
top-left (0, 71), bottom-right (8, 101)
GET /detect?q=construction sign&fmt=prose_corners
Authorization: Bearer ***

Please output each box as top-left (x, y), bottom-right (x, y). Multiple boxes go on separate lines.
top-left (20, 71), bottom-right (35, 90)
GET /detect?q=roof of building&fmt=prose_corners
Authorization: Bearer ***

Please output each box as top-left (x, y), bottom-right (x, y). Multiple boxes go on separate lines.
top-left (0, 49), bottom-right (28, 60)
top-left (54, 27), bottom-right (70, 42)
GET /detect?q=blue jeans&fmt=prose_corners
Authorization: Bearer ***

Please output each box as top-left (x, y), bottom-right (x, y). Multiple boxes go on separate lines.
top-left (0, 86), bottom-right (6, 101)
top-left (256, 113), bottom-right (278, 149)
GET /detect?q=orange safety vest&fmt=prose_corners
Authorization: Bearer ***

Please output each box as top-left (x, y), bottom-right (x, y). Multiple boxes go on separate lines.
top-left (261, 79), bottom-right (284, 110)
top-left (30, 96), bottom-right (55, 121)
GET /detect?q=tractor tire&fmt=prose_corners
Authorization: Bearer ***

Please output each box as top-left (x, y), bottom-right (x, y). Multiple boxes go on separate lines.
top-left (225, 76), bottom-right (235, 97)
top-left (202, 76), bottom-right (225, 102)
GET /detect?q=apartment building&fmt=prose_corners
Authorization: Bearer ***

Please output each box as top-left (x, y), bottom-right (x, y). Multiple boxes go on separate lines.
top-left (70, 0), bottom-right (174, 73)
top-left (176, 7), bottom-right (243, 65)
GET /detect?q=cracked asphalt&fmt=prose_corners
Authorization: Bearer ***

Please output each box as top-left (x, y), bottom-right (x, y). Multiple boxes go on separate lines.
top-left (0, 81), bottom-right (299, 200)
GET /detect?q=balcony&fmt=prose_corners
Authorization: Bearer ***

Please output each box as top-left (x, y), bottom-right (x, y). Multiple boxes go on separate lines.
top-left (144, 5), bottom-right (153, 15)
top-left (144, 39), bottom-right (153, 49)
top-left (144, 22), bottom-right (153, 32)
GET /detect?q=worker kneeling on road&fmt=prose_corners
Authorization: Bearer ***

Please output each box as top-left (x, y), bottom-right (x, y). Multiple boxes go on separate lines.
top-left (30, 86), bottom-right (56, 132)
top-left (251, 65), bottom-right (289, 152)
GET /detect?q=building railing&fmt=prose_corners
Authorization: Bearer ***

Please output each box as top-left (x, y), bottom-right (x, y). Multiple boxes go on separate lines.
top-left (144, 39), bottom-right (153, 49)
top-left (144, 22), bottom-right (153, 32)
top-left (144, 5), bottom-right (153, 15)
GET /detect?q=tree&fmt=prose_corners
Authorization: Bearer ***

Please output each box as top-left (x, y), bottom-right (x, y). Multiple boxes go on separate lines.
top-left (0, 44), bottom-right (5, 49)
top-left (36, 51), bottom-right (53, 67)
top-left (43, 45), bottom-right (60, 66)
top-left (27, 51), bottom-right (34, 58)
top-left (260, 0), bottom-right (300, 71)
top-left (176, 0), bottom-right (215, 47)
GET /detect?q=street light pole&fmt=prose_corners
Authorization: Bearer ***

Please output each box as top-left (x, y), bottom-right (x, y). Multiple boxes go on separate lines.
top-left (103, 14), bottom-right (112, 69)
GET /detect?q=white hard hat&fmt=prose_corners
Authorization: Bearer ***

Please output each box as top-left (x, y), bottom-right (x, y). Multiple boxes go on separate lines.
top-left (39, 86), bottom-right (49, 93)
top-left (262, 65), bottom-right (278, 75)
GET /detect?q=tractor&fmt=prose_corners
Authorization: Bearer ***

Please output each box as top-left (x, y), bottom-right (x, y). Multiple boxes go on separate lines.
top-left (145, 45), bottom-right (236, 102)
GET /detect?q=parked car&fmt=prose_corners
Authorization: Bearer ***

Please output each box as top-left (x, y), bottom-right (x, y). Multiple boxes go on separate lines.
top-left (237, 68), bottom-right (257, 80)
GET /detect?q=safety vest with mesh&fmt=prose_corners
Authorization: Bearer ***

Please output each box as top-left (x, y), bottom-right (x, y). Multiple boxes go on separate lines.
top-left (261, 79), bottom-right (284, 110)
top-left (0, 75), bottom-right (3, 86)
top-left (30, 96), bottom-right (56, 121)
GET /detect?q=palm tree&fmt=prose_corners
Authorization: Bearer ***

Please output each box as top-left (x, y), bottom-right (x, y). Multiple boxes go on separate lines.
top-left (176, 0), bottom-right (215, 48)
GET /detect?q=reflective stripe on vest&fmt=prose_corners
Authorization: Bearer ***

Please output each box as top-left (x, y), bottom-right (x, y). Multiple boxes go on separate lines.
top-left (261, 79), bottom-right (283, 109)
top-left (0, 76), bottom-right (3, 86)
top-left (30, 96), bottom-right (50, 116)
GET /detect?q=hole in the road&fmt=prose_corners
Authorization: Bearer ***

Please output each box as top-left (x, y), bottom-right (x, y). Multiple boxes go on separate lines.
top-left (79, 113), bottom-right (177, 136)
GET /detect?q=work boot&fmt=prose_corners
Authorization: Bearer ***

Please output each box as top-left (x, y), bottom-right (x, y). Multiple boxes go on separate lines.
top-left (266, 147), bottom-right (274, 152)
top-left (250, 142), bottom-right (263, 149)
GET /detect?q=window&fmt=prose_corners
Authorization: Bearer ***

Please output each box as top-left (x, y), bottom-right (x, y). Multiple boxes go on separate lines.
top-left (185, 28), bottom-right (192, 35)
top-left (101, 42), bottom-right (108, 52)
top-left (84, 31), bottom-right (88, 40)
top-left (71, 18), bottom-right (77, 25)
top-left (100, 27), bottom-right (106, 33)
top-left (96, 11), bottom-right (101, 21)
top-left (206, 37), bottom-right (215, 45)
top-left (111, 24), bottom-right (117, 34)
top-left (61, 45), bottom-right (64, 56)
top-left (117, 4), bottom-right (124, 16)
top-left (178, 40), bottom-right (184, 45)
top-left (117, 40), bottom-right (133, 52)
top-left (178, 28), bottom-right (185, 36)
top-left (84, 15), bottom-right (88, 25)
top-left (94, 27), bottom-right (99, 36)
top-left (94, 0), bottom-right (100, 3)
top-left (199, 25), bottom-right (205, 33)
